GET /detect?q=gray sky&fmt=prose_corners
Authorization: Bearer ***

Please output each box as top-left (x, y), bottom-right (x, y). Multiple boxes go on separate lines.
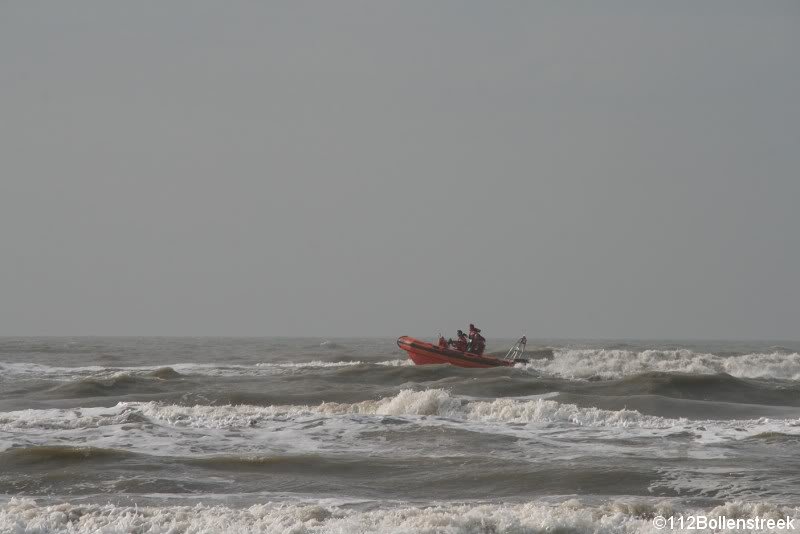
top-left (1, 2), bottom-right (798, 339)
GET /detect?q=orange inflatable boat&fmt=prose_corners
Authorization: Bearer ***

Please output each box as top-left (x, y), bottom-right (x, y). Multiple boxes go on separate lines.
top-left (397, 336), bottom-right (528, 368)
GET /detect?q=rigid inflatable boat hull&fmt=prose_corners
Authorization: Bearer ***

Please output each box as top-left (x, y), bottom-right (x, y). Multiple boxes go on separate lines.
top-left (397, 336), bottom-right (515, 368)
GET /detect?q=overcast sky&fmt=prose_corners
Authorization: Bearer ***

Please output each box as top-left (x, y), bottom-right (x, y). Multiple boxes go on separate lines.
top-left (1, 2), bottom-right (798, 339)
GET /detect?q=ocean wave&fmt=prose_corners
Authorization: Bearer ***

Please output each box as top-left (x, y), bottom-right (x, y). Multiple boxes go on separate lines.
top-left (575, 372), bottom-right (800, 408)
top-left (133, 389), bottom-right (678, 430)
top-left (0, 446), bottom-right (133, 465)
top-left (132, 389), bottom-right (800, 437)
top-left (745, 432), bottom-right (800, 444)
top-left (1, 497), bottom-right (797, 534)
top-left (44, 372), bottom-right (180, 397)
top-left (4, 389), bottom-right (799, 439)
top-left (522, 350), bottom-right (800, 380)
top-left (0, 405), bottom-right (146, 430)
top-left (0, 360), bottom-right (410, 381)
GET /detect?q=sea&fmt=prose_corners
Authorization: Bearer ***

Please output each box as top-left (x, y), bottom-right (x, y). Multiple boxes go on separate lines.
top-left (1, 337), bottom-right (799, 533)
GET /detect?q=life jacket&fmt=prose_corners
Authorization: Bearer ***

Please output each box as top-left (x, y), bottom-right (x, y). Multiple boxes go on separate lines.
top-left (471, 333), bottom-right (486, 354)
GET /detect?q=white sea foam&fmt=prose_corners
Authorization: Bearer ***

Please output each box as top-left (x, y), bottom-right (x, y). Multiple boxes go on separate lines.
top-left (0, 359), bottom-right (409, 380)
top-left (3, 390), bottom-right (799, 462)
top-left (1, 497), bottom-right (797, 534)
top-left (521, 350), bottom-right (800, 380)
top-left (0, 362), bottom-right (108, 378)
top-left (651, 466), bottom-right (776, 501)
top-left (3, 390), bottom-right (798, 437)
top-left (0, 406), bottom-right (140, 430)
top-left (130, 389), bottom-right (679, 430)
top-left (5, 349), bottom-right (795, 381)
top-left (131, 389), bottom-right (800, 442)
top-left (2, 394), bottom-right (799, 490)
top-left (375, 358), bottom-right (414, 366)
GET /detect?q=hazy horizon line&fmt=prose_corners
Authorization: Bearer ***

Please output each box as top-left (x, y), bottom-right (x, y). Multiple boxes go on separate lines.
top-left (1, 334), bottom-right (798, 344)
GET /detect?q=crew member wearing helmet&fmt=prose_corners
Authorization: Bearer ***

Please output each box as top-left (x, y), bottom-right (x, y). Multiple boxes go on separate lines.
top-left (468, 323), bottom-right (486, 355)
top-left (452, 330), bottom-right (469, 352)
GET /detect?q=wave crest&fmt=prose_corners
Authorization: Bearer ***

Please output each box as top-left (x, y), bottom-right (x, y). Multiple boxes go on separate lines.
top-left (522, 350), bottom-right (800, 380)
top-left (1, 497), bottom-right (797, 534)
top-left (5, 390), bottom-right (799, 441)
top-left (134, 389), bottom-right (681, 429)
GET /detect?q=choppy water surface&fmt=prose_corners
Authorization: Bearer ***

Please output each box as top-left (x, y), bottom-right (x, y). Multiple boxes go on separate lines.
top-left (1, 337), bottom-right (799, 533)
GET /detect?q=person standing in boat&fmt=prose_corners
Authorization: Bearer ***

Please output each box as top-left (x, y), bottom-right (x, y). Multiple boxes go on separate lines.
top-left (468, 323), bottom-right (486, 355)
top-left (451, 330), bottom-right (468, 351)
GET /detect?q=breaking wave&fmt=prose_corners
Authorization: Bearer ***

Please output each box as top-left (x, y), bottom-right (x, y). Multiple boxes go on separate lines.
top-left (132, 389), bottom-right (680, 429)
top-left (523, 349), bottom-right (800, 380)
top-left (4, 389), bottom-right (799, 440)
top-left (0, 360), bottom-right (410, 381)
top-left (130, 390), bottom-right (800, 439)
top-left (0, 406), bottom-right (146, 430)
top-left (1, 497), bottom-right (797, 534)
